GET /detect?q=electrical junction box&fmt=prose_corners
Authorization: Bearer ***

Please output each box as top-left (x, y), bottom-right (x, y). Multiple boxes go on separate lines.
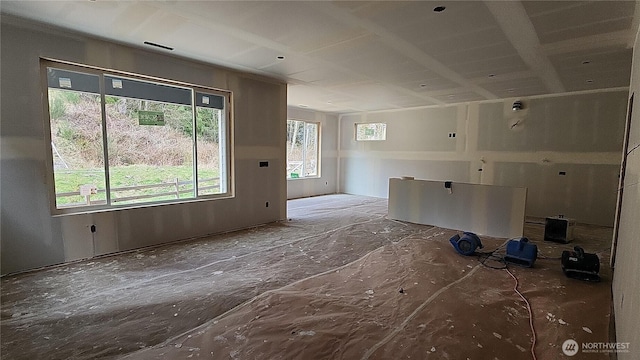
top-left (544, 216), bottom-right (576, 244)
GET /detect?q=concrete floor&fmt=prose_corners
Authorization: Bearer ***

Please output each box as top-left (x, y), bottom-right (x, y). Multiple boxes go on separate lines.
top-left (0, 194), bottom-right (615, 359)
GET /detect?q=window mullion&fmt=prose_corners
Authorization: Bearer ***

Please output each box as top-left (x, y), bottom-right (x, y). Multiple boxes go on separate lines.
top-left (219, 107), bottom-right (227, 192)
top-left (302, 122), bottom-right (307, 178)
top-left (192, 90), bottom-right (198, 197)
top-left (99, 74), bottom-right (112, 205)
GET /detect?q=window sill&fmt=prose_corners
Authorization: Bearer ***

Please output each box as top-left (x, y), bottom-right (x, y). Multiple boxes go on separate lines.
top-left (51, 193), bottom-right (235, 217)
top-left (287, 176), bottom-right (321, 181)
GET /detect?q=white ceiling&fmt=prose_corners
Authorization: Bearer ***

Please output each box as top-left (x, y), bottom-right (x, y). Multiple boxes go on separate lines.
top-left (1, 1), bottom-right (637, 114)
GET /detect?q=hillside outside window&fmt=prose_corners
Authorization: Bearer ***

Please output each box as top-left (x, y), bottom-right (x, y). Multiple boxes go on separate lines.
top-left (43, 60), bottom-right (231, 213)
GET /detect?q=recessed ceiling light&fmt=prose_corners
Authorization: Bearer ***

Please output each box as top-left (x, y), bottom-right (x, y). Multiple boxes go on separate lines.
top-left (419, 84), bottom-right (428, 88)
top-left (433, 6), bottom-right (446, 12)
top-left (276, 55), bottom-right (285, 60)
top-left (582, 60), bottom-right (591, 65)
top-left (488, 74), bottom-right (496, 78)
top-left (298, 104), bottom-right (309, 108)
top-left (586, 79), bottom-right (594, 83)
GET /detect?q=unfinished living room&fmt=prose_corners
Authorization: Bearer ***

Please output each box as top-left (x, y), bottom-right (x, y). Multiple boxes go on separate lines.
top-left (1, 1), bottom-right (639, 359)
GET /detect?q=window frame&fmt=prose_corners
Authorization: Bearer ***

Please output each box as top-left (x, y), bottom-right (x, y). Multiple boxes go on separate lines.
top-left (40, 59), bottom-right (234, 215)
top-left (286, 119), bottom-right (320, 180)
top-left (355, 122), bottom-right (387, 141)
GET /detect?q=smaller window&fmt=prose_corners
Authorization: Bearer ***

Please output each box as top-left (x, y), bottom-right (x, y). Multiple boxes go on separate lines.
top-left (287, 120), bottom-right (319, 179)
top-left (356, 123), bottom-right (387, 141)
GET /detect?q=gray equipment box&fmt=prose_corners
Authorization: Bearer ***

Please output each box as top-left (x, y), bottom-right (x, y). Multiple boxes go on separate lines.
top-left (544, 216), bottom-right (576, 244)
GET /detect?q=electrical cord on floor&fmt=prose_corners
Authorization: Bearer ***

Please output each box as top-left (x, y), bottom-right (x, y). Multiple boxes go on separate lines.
top-left (476, 241), bottom-right (509, 270)
top-left (474, 241), bottom-right (537, 360)
top-left (505, 267), bottom-right (537, 360)
top-left (537, 254), bottom-right (562, 260)
top-left (476, 251), bottom-right (508, 269)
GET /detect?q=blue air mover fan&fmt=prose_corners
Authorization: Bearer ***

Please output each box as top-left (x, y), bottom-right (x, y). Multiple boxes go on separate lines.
top-left (449, 232), bottom-right (483, 256)
top-left (504, 237), bottom-right (538, 267)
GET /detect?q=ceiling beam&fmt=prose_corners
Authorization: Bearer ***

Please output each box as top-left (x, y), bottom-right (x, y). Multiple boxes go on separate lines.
top-left (541, 30), bottom-right (632, 56)
top-left (307, 1), bottom-right (499, 101)
top-left (484, 0), bottom-right (566, 93)
top-left (150, 1), bottom-right (445, 108)
top-left (630, 0), bottom-right (640, 48)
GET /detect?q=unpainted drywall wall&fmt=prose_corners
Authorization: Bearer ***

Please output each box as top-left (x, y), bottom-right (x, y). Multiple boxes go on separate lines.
top-left (340, 107), bottom-right (459, 153)
top-left (339, 90), bottom-right (628, 226)
top-left (478, 92), bottom-right (626, 153)
top-left (0, 16), bottom-right (287, 274)
top-left (612, 26), bottom-right (640, 360)
top-left (340, 157), bottom-right (470, 198)
top-left (388, 178), bottom-right (526, 238)
top-left (339, 107), bottom-right (469, 198)
top-left (493, 162), bottom-right (620, 226)
top-left (286, 107), bottom-right (338, 199)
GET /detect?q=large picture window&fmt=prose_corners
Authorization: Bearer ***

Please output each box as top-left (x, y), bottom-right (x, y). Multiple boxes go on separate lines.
top-left (286, 120), bottom-right (319, 179)
top-left (44, 61), bottom-right (231, 212)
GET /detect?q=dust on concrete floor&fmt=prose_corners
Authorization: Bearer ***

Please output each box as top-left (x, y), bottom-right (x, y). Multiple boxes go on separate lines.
top-left (1, 194), bottom-right (614, 359)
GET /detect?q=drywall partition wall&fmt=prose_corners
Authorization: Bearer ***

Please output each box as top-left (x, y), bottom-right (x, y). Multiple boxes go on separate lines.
top-left (339, 90), bottom-right (628, 226)
top-left (0, 16), bottom-right (287, 275)
top-left (388, 178), bottom-right (526, 238)
top-left (492, 162), bottom-right (620, 226)
top-left (341, 157), bottom-right (470, 199)
top-left (286, 107), bottom-right (338, 199)
top-left (478, 92), bottom-right (626, 226)
top-left (612, 26), bottom-right (640, 360)
top-left (340, 107), bottom-right (470, 198)
top-left (477, 92), bottom-right (626, 153)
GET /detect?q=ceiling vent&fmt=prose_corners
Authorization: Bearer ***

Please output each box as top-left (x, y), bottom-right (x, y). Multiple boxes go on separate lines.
top-left (143, 41), bottom-right (174, 51)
